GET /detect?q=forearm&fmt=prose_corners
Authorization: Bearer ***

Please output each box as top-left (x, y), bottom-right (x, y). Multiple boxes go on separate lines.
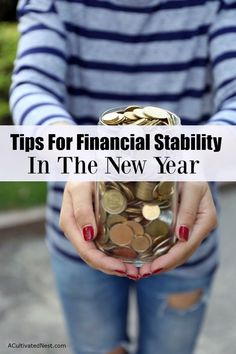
top-left (10, 0), bottom-right (74, 126)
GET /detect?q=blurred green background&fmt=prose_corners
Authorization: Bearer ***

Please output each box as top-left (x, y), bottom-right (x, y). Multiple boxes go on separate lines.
top-left (0, 0), bottom-right (47, 211)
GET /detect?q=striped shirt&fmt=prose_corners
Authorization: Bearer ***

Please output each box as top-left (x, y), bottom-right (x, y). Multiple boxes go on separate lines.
top-left (10, 0), bottom-right (236, 278)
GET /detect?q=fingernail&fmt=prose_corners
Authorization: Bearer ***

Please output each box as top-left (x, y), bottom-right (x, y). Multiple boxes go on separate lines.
top-left (141, 272), bottom-right (152, 279)
top-left (82, 225), bottom-right (94, 241)
top-left (127, 274), bottom-right (140, 281)
top-left (152, 268), bottom-right (164, 275)
top-left (178, 225), bottom-right (189, 241)
top-left (115, 269), bottom-right (127, 275)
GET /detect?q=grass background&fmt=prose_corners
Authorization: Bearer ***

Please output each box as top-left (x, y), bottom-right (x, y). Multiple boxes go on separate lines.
top-left (0, 21), bottom-right (47, 210)
top-left (0, 183), bottom-right (47, 210)
top-left (0, 22), bottom-right (18, 124)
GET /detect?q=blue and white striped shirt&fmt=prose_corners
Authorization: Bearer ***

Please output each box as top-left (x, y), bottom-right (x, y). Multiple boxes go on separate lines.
top-left (10, 0), bottom-right (236, 277)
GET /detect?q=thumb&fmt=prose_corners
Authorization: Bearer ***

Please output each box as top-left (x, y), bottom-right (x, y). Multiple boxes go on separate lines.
top-left (175, 183), bottom-right (204, 242)
top-left (68, 182), bottom-right (97, 241)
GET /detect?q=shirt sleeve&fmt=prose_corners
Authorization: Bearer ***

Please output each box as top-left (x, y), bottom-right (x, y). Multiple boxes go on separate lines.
top-left (207, 0), bottom-right (236, 125)
top-left (9, 0), bottom-right (74, 125)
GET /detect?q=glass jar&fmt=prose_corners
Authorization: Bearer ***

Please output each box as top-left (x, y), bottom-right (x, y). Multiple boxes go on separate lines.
top-left (95, 106), bottom-right (180, 266)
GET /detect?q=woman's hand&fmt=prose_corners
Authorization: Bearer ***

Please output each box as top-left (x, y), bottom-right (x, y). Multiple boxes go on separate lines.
top-left (59, 182), bottom-right (139, 278)
top-left (139, 182), bottom-right (218, 278)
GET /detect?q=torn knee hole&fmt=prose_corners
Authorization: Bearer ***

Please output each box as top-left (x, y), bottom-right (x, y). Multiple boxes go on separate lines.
top-left (167, 289), bottom-right (203, 310)
top-left (107, 346), bottom-right (128, 354)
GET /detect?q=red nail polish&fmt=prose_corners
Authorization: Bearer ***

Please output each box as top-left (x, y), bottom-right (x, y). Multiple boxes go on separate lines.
top-left (128, 274), bottom-right (140, 281)
top-left (115, 270), bottom-right (126, 275)
top-left (141, 272), bottom-right (152, 279)
top-left (178, 225), bottom-right (189, 241)
top-left (152, 268), bottom-right (164, 275)
top-left (82, 225), bottom-right (94, 241)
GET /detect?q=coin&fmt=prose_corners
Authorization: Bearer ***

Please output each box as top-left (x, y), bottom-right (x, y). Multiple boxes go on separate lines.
top-left (107, 214), bottom-right (127, 228)
top-left (118, 182), bottom-right (135, 201)
top-left (102, 112), bottom-right (119, 124)
top-left (101, 189), bottom-right (127, 214)
top-left (125, 105), bottom-right (141, 112)
top-left (110, 223), bottom-right (133, 246)
top-left (135, 182), bottom-right (156, 202)
top-left (145, 219), bottom-right (169, 238)
top-left (142, 203), bottom-right (160, 221)
top-left (143, 106), bottom-right (170, 119)
top-left (158, 182), bottom-right (174, 196)
top-left (133, 108), bottom-right (147, 119)
top-left (131, 235), bottom-right (151, 253)
top-left (125, 220), bottom-right (144, 235)
top-left (124, 111), bottom-right (138, 121)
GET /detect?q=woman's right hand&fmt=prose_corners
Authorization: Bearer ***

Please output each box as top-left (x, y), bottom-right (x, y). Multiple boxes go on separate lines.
top-left (59, 182), bottom-right (139, 279)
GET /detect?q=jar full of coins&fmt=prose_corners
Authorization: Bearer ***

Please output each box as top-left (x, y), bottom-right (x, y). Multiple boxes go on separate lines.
top-left (95, 106), bottom-right (180, 266)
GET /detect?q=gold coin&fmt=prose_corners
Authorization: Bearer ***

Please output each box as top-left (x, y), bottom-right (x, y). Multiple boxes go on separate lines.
top-left (144, 232), bottom-right (153, 245)
top-left (126, 220), bottom-right (144, 236)
top-left (142, 203), bottom-right (160, 221)
top-left (131, 235), bottom-right (151, 253)
top-left (110, 223), bottom-right (133, 246)
top-left (114, 113), bottom-right (125, 125)
top-left (145, 219), bottom-right (169, 238)
top-left (109, 181), bottom-right (122, 190)
top-left (135, 182), bottom-right (156, 201)
top-left (101, 112), bottom-right (119, 124)
top-left (124, 111), bottom-right (138, 121)
top-left (118, 182), bottom-right (135, 201)
top-left (101, 189), bottom-right (127, 214)
top-left (133, 108), bottom-right (147, 119)
top-left (143, 106), bottom-right (170, 119)
top-left (107, 214), bottom-right (127, 228)
top-left (158, 182), bottom-right (174, 196)
top-left (125, 105), bottom-right (141, 112)
top-left (130, 118), bottom-right (147, 125)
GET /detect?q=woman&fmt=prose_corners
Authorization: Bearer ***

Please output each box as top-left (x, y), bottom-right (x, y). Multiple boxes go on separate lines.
top-left (11, 0), bottom-right (236, 353)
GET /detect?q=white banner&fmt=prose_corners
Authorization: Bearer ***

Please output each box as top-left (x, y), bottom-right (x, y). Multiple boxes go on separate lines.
top-left (0, 125), bottom-right (235, 181)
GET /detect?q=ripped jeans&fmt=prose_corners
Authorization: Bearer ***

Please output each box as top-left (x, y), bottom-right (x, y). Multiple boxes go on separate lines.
top-left (50, 248), bottom-right (214, 354)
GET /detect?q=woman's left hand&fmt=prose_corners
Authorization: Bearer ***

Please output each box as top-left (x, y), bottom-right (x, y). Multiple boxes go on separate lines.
top-left (139, 182), bottom-right (217, 278)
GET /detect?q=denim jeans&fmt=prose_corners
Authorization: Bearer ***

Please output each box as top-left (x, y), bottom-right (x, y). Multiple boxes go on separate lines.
top-left (50, 247), bottom-right (214, 354)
